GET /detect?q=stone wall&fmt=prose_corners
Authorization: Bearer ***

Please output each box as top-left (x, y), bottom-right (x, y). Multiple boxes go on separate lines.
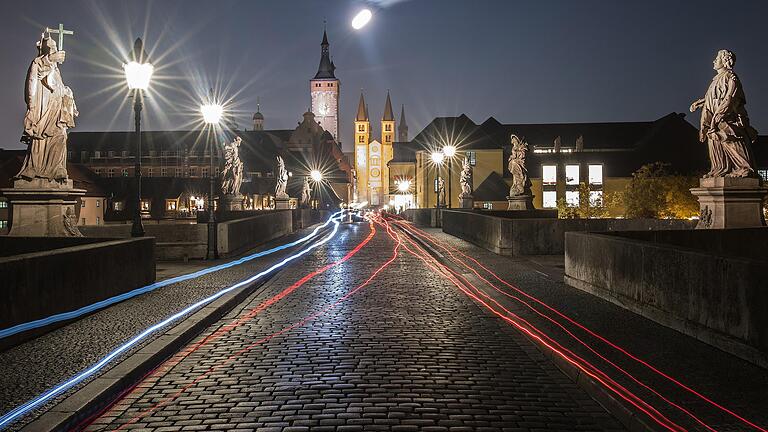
top-left (564, 228), bottom-right (768, 367)
top-left (0, 237), bottom-right (155, 348)
top-left (217, 210), bottom-right (293, 258)
top-left (402, 208), bottom-right (440, 227)
top-left (81, 223), bottom-right (206, 261)
top-left (441, 210), bottom-right (695, 256)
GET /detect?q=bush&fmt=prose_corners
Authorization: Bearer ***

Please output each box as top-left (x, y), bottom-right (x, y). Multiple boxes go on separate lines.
top-left (622, 163), bottom-right (699, 219)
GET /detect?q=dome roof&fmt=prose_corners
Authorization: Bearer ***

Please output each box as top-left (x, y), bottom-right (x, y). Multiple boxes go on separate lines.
top-left (252, 111), bottom-right (264, 120)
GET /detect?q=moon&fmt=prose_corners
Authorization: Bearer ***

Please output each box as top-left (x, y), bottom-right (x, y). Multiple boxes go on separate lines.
top-left (352, 9), bottom-right (373, 30)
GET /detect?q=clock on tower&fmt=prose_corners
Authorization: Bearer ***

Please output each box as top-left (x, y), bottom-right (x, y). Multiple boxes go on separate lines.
top-left (310, 30), bottom-right (340, 141)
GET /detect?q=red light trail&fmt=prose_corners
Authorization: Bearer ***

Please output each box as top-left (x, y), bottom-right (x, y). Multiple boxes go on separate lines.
top-left (95, 217), bottom-right (403, 431)
top-left (392, 217), bottom-right (765, 432)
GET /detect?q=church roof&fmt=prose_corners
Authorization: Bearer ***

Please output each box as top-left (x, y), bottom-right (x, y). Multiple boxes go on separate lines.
top-left (382, 92), bottom-right (394, 121)
top-left (313, 30), bottom-right (336, 80)
top-left (472, 171), bottom-right (509, 201)
top-left (356, 92), bottom-right (368, 121)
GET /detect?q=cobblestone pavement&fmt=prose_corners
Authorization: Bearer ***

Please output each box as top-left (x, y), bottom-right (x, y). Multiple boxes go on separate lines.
top-left (0, 225), bottom-right (334, 431)
top-left (402, 225), bottom-right (768, 432)
top-left (85, 219), bottom-right (624, 432)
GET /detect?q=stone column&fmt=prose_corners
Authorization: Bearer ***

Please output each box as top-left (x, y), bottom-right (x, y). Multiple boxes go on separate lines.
top-left (507, 194), bottom-right (534, 211)
top-left (2, 179), bottom-right (86, 236)
top-left (689, 177), bottom-right (767, 229)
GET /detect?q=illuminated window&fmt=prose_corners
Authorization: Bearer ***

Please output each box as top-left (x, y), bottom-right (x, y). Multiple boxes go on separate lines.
top-left (483, 202), bottom-right (492, 209)
top-left (542, 165), bottom-right (557, 185)
top-left (96, 200), bottom-right (100, 208)
top-left (542, 191), bottom-right (557, 208)
top-left (141, 200), bottom-right (151, 211)
top-left (0, 200), bottom-right (7, 208)
top-left (358, 125), bottom-right (365, 132)
top-left (466, 151), bottom-right (476, 166)
top-left (566, 190), bottom-right (579, 206)
top-left (96, 216), bottom-right (100, 224)
top-left (385, 124), bottom-right (391, 132)
top-left (113, 202), bottom-right (123, 211)
top-left (358, 135), bottom-right (365, 143)
top-left (94, 151), bottom-right (101, 158)
top-left (81, 199), bottom-right (86, 207)
top-left (122, 169), bottom-right (129, 177)
top-left (0, 220), bottom-right (7, 229)
top-left (565, 165), bottom-right (580, 185)
top-left (589, 164), bottom-right (603, 185)
top-left (385, 135), bottom-right (391, 143)
top-left (589, 191), bottom-right (604, 207)
top-left (434, 178), bottom-right (439, 192)
top-left (758, 169), bottom-right (768, 182)
top-left (166, 200), bottom-right (177, 211)
top-left (107, 168), bottom-right (115, 178)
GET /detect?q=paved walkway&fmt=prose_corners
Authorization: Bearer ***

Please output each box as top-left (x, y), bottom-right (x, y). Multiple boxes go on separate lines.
top-left (85, 219), bottom-right (623, 431)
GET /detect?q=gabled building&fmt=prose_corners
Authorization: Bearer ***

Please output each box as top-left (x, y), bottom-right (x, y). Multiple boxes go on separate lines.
top-left (391, 112), bottom-right (718, 213)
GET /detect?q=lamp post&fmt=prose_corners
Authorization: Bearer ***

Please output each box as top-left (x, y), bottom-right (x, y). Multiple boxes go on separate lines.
top-left (430, 151), bottom-right (445, 208)
top-left (123, 38), bottom-right (153, 237)
top-left (201, 94), bottom-right (224, 260)
top-left (443, 145), bottom-right (456, 208)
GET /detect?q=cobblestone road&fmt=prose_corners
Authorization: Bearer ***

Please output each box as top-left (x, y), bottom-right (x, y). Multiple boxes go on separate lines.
top-left (85, 219), bottom-right (623, 431)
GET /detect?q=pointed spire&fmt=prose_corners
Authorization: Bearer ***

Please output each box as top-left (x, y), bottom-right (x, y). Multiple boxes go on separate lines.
top-left (356, 91), bottom-right (368, 121)
top-left (399, 104), bottom-right (407, 127)
top-left (314, 27), bottom-right (335, 79)
top-left (365, 104), bottom-right (369, 121)
top-left (398, 104), bottom-right (409, 142)
top-left (382, 91), bottom-right (394, 121)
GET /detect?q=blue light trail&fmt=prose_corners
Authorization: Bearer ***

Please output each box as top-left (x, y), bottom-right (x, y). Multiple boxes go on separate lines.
top-left (0, 211), bottom-right (341, 341)
top-left (0, 211), bottom-right (344, 430)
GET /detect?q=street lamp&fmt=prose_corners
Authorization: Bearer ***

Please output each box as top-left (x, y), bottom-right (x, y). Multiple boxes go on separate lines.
top-left (430, 151), bottom-right (444, 207)
top-left (442, 145), bottom-right (457, 208)
top-left (310, 169), bottom-right (323, 182)
top-left (124, 38), bottom-right (153, 237)
top-left (201, 93), bottom-right (223, 260)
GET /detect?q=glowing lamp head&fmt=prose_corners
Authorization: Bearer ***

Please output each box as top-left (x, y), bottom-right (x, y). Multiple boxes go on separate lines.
top-left (123, 61), bottom-right (154, 90)
top-left (431, 151), bottom-right (445, 165)
top-left (443, 145), bottom-right (457, 158)
top-left (352, 9), bottom-right (373, 30)
top-left (397, 180), bottom-right (411, 192)
top-left (200, 103), bottom-right (224, 124)
top-left (310, 170), bottom-right (323, 182)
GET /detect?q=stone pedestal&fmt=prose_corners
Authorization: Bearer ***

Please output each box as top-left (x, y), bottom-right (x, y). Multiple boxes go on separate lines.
top-left (221, 194), bottom-right (244, 211)
top-left (507, 194), bottom-right (535, 211)
top-left (1, 178), bottom-right (86, 236)
top-left (275, 196), bottom-right (290, 210)
top-left (459, 195), bottom-right (474, 209)
top-left (690, 177), bottom-right (767, 229)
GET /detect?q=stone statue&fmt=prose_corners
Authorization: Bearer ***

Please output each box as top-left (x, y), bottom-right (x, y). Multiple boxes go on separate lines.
top-left (300, 176), bottom-right (311, 207)
top-left (16, 34), bottom-right (78, 181)
top-left (437, 177), bottom-right (446, 207)
top-left (220, 136), bottom-right (243, 195)
top-left (689, 49), bottom-right (758, 178)
top-left (275, 155), bottom-right (289, 199)
top-left (459, 157), bottom-right (473, 198)
top-left (508, 134), bottom-right (530, 196)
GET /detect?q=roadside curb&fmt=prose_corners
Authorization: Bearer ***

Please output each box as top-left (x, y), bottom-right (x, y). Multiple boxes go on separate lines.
top-left (19, 225), bottom-right (330, 432)
top-left (394, 222), bottom-right (662, 432)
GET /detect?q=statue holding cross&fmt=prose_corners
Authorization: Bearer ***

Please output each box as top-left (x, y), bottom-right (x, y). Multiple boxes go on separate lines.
top-left (16, 28), bottom-right (78, 181)
top-left (45, 23), bottom-right (74, 51)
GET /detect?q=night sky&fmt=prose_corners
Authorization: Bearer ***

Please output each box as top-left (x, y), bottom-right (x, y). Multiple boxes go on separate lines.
top-left (1, 0), bottom-right (766, 152)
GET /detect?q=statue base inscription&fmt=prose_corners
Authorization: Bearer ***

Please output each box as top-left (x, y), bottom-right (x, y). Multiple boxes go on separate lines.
top-left (507, 194), bottom-right (535, 211)
top-left (459, 196), bottom-right (474, 209)
top-left (221, 194), bottom-right (244, 212)
top-left (689, 177), bottom-right (767, 229)
top-left (274, 196), bottom-right (290, 210)
top-left (2, 178), bottom-right (85, 236)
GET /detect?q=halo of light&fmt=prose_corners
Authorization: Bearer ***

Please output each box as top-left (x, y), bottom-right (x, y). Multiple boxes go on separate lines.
top-left (310, 170), bottom-right (323, 182)
top-left (123, 61), bottom-right (154, 90)
top-left (398, 180), bottom-right (411, 192)
top-left (352, 9), bottom-right (373, 30)
top-left (431, 151), bottom-right (445, 165)
top-left (443, 145), bottom-right (456, 157)
top-left (200, 103), bottom-right (223, 124)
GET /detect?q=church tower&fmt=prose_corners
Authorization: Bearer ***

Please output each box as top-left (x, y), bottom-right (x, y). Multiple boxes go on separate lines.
top-left (310, 29), bottom-right (340, 141)
top-left (354, 91), bottom-right (370, 203)
top-left (252, 100), bottom-right (264, 131)
top-left (381, 91), bottom-right (396, 202)
top-left (398, 104), bottom-right (408, 142)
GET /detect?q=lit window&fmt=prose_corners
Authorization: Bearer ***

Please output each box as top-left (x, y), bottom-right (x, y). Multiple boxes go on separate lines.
top-left (122, 169), bottom-right (129, 177)
top-left (483, 202), bottom-right (492, 209)
top-left (589, 191), bottom-right (603, 207)
top-left (0, 200), bottom-right (7, 208)
top-left (542, 191), bottom-right (557, 208)
top-left (385, 135), bottom-right (391, 143)
top-left (113, 202), bottom-right (123, 211)
top-left (542, 165), bottom-right (557, 185)
top-left (81, 199), bottom-right (86, 207)
top-left (96, 216), bottom-right (100, 225)
top-left (566, 190), bottom-right (579, 206)
top-left (166, 200), bottom-right (177, 211)
top-left (0, 220), bottom-right (7, 229)
top-left (358, 135), bottom-right (365, 143)
top-left (565, 165), bottom-right (580, 185)
top-left (358, 125), bottom-right (365, 132)
top-left (385, 124), bottom-right (391, 132)
top-left (466, 151), bottom-right (477, 166)
top-left (141, 200), bottom-right (151, 211)
top-left (96, 200), bottom-right (100, 208)
top-left (94, 151), bottom-right (101, 158)
top-left (758, 169), bottom-right (768, 182)
top-left (589, 165), bottom-right (603, 185)
top-left (434, 178), bottom-right (439, 192)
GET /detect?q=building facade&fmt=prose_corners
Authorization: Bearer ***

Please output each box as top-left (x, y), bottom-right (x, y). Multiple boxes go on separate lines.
top-left (310, 30), bottom-right (340, 142)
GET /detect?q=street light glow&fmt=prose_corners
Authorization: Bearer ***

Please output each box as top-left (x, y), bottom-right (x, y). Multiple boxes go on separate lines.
top-left (123, 61), bottom-right (153, 90)
top-left (443, 145), bottom-right (456, 157)
top-left (310, 170), bottom-right (323, 182)
top-left (398, 180), bottom-right (411, 192)
top-left (352, 9), bottom-right (373, 30)
top-left (431, 151), bottom-right (445, 165)
top-left (200, 103), bottom-right (224, 124)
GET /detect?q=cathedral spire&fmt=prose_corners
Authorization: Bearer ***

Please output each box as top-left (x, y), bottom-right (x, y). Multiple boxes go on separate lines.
top-left (314, 29), bottom-right (336, 79)
top-left (356, 91), bottom-right (368, 121)
top-left (382, 90), bottom-right (394, 121)
top-left (398, 104), bottom-right (409, 142)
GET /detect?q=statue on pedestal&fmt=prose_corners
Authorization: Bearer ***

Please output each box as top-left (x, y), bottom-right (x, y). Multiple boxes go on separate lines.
top-left (16, 34), bottom-right (78, 182)
top-left (275, 155), bottom-right (289, 199)
top-left (300, 176), bottom-right (311, 207)
top-left (689, 49), bottom-right (758, 178)
top-left (458, 157), bottom-right (474, 209)
top-left (437, 177), bottom-right (446, 207)
top-left (220, 137), bottom-right (243, 196)
top-left (508, 135), bottom-right (530, 196)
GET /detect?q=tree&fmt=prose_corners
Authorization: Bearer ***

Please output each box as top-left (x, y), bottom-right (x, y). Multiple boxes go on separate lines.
top-left (557, 182), bottom-right (614, 219)
top-left (622, 162), bottom-right (699, 219)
